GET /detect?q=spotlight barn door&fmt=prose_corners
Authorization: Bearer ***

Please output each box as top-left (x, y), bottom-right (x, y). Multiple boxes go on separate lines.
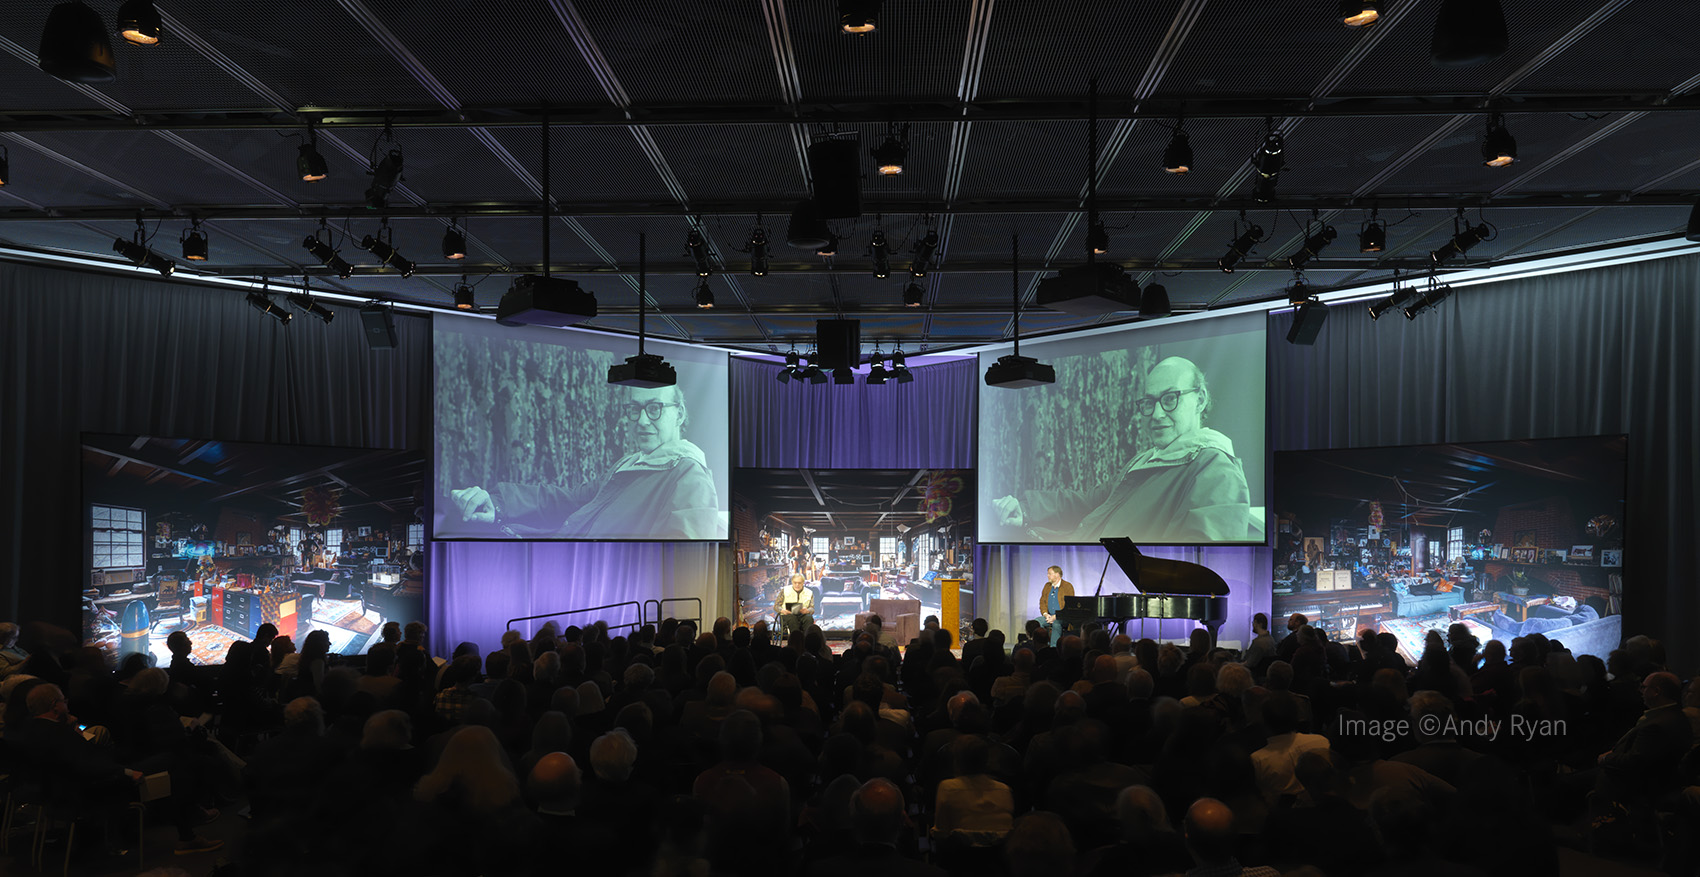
top-left (808, 140), bottom-right (862, 219)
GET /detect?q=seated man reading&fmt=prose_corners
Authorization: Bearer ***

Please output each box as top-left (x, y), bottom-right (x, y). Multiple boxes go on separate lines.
top-left (776, 573), bottom-right (815, 637)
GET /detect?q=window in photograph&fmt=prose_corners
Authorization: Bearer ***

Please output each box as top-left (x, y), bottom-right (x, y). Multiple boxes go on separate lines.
top-left (1448, 527), bottom-right (1464, 563)
top-left (812, 536), bottom-right (830, 555)
top-left (91, 504), bottom-right (145, 569)
top-left (325, 528), bottom-right (343, 557)
top-left (407, 523), bottom-right (424, 551)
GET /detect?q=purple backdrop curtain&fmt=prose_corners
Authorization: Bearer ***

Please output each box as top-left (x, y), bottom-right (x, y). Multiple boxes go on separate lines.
top-left (731, 357), bottom-right (976, 467)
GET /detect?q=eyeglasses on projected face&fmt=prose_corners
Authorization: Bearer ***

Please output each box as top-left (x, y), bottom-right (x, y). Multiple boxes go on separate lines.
top-left (1134, 387), bottom-right (1201, 416)
top-left (621, 401), bottom-right (682, 421)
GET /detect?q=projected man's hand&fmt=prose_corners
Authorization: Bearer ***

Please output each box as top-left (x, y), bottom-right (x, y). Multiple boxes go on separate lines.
top-left (451, 487), bottom-right (497, 523)
top-left (993, 495), bottom-right (1025, 527)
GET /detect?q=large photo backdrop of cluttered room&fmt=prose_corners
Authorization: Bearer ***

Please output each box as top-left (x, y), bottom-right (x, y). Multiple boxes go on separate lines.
top-left (81, 434), bottom-right (428, 666)
top-left (1270, 435), bottom-right (1626, 663)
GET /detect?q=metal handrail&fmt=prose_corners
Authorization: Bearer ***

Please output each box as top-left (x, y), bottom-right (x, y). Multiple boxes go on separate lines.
top-left (642, 596), bottom-right (703, 629)
top-left (505, 600), bottom-right (643, 634)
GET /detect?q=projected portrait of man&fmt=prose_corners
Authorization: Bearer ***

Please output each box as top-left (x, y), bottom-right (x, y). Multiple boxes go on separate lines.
top-left (992, 355), bottom-right (1251, 542)
top-left (449, 384), bottom-right (719, 539)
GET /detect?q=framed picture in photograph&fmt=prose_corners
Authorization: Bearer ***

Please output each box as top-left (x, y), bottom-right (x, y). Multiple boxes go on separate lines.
top-left (1600, 548), bottom-right (1623, 568)
top-left (841, 536), bottom-right (856, 547)
top-left (1570, 545), bottom-right (1596, 562)
top-left (1511, 547), bottom-right (1537, 564)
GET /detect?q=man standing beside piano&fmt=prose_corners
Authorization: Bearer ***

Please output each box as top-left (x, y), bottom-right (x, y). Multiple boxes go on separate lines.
top-left (1039, 565), bottom-right (1075, 635)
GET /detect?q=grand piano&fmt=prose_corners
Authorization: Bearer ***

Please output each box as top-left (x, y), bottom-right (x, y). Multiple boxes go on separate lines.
top-left (1055, 538), bottom-right (1229, 641)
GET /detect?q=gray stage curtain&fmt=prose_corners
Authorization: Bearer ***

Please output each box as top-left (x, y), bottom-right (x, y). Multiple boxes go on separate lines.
top-left (0, 262), bottom-right (429, 631)
top-left (1270, 253), bottom-right (1700, 672)
top-left (731, 357), bottom-right (976, 467)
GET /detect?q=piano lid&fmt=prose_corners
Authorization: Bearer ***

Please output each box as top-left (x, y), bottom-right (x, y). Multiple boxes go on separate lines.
top-left (1101, 537), bottom-right (1230, 597)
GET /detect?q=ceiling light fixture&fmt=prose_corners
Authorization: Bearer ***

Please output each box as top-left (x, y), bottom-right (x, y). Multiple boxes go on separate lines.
top-left (838, 0), bottom-right (880, 34)
top-left (800, 351), bottom-right (827, 384)
top-left (180, 218), bottom-right (208, 262)
top-left (1087, 218), bottom-right (1109, 255)
top-left (776, 350), bottom-right (800, 384)
top-left (1403, 281), bottom-right (1454, 319)
top-left (816, 233), bottom-right (839, 257)
top-left (302, 226), bottom-right (353, 279)
top-left (297, 124), bottom-right (328, 182)
top-left (911, 227), bottom-right (938, 276)
top-left (1254, 131), bottom-right (1285, 178)
top-left (1481, 113), bottom-right (1518, 167)
top-left (890, 348), bottom-right (913, 384)
top-left (745, 223), bottom-right (769, 277)
top-left (115, 0), bottom-right (162, 45)
top-left (867, 344), bottom-right (889, 385)
top-left (1431, 0), bottom-right (1510, 68)
top-left (1339, 0), bottom-right (1380, 27)
top-left (113, 216), bottom-right (173, 276)
top-left (358, 221), bottom-right (415, 277)
top-left (286, 278), bottom-right (335, 323)
top-left (1359, 210), bottom-right (1387, 253)
top-left (1286, 220), bottom-right (1337, 270)
top-left (38, 1), bottom-right (116, 83)
top-left (903, 282), bottom-right (924, 307)
top-left (452, 281), bottom-right (476, 311)
top-left (872, 123), bottom-right (908, 175)
top-left (1162, 127), bottom-right (1192, 174)
top-left (694, 279), bottom-right (715, 308)
top-left (442, 221), bottom-right (466, 260)
top-left (1218, 217), bottom-right (1264, 273)
top-left (247, 291), bottom-right (291, 324)
top-left (1430, 210), bottom-right (1493, 264)
top-left (870, 229), bottom-right (890, 278)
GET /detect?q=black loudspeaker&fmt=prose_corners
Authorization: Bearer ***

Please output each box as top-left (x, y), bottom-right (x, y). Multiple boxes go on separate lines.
top-left (808, 139), bottom-right (862, 219)
top-left (1286, 300), bottom-right (1329, 345)
top-left (360, 304), bottom-right (398, 349)
top-left (816, 319), bottom-right (861, 370)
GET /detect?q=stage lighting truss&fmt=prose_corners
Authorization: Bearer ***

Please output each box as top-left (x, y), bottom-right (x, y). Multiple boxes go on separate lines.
top-left (911, 227), bottom-right (938, 277)
top-left (112, 216), bottom-right (174, 276)
top-left (358, 220), bottom-right (416, 277)
top-left (686, 229), bottom-right (714, 276)
top-left (872, 123), bottom-right (909, 175)
top-left (870, 229), bottom-right (891, 278)
top-left (180, 218), bottom-right (208, 262)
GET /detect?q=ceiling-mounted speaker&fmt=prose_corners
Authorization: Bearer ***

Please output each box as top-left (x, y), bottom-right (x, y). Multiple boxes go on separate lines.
top-left (815, 319), bottom-right (861, 371)
top-left (1286, 300), bottom-right (1329, 346)
top-left (360, 304), bottom-right (398, 349)
top-left (808, 139), bottom-right (862, 220)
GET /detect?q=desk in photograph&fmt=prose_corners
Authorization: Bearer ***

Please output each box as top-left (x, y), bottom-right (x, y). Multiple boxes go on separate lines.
top-left (1496, 591), bottom-right (1552, 623)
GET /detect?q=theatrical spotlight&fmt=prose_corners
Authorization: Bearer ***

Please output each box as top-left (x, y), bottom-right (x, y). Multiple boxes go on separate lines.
top-left (867, 348), bottom-right (890, 385)
top-left (0, 145), bottom-right (8, 186)
top-left (364, 148), bottom-right (403, 209)
top-left (113, 223), bottom-right (175, 276)
top-left (890, 349), bottom-right (913, 383)
top-left (302, 233), bottom-right (354, 279)
top-left (116, 0), bottom-right (162, 45)
top-left (1218, 224), bottom-right (1264, 273)
top-left (872, 124), bottom-right (908, 175)
top-left (358, 227), bottom-right (416, 277)
top-left (1162, 128), bottom-right (1191, 174)
top-left (1253, 175), bottom-right (1279, 204)
top-left (776, 350), bottom-right (800, 384)
top-left (816, 234), bottom-right (839, 257)
top-left (1286, 225), bottom-right (1337, 270)
top-left (1359, 214), bottom-right (1387, 253)
top-left (799, 352), bottom-right (827, 384)
top-left (870, 230), bottom-right (890, 278)
top-left (839, 0), bottom-right (880, 34)
top-left (911, 228), bottom-right (938, 276)
top-left (297, 125), bottom-right (328, 182)
top-left (442, 221), bottom-right (466, 260)
top-left (903, 282), bottom-right (924, 307)
top-left (1686, 198), bottom-right (1700, 242)
top-left (286, 283), bottom-right (336, 323)
top-left (832, 366), bottom-right (855, 385)
top-left (247, 292), bottom-right (291, 324)
top-left (745, 227), bottom-right (769, 277)
top-left (1481, 113), bottom-right (1518, 167)
top-left (1339, 0), bottom-right (1380, 27)
top-left (1254, 133), bottom-right (1285, 178)
top-left (1403, 284), bottom-right (1453, 320)
top-left (1430, 222), bottom-right (1492, 265)
top-left (38, 1), bottom-right (116, 83)
top-left (1087, 218), bottom-right (1109, 255)
top-left (453, 282), bottom-right (476, 311)
top-left (694, 279), bottom-right (715, 308)
top-left (180, 220), bottom-right (208, 262)
top-left (1368, 287), bottom-right (1418, 321)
